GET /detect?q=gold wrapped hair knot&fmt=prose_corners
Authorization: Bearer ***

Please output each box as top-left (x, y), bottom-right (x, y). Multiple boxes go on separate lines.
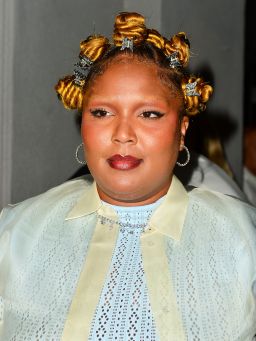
top-left (55, 35), bottom-right (111, 110)
top-left (182, 76), bottom-right (213, 116)
top-left (177, 32), bottom-right (190, 49)
top-left (113, 12), bottom-right (147, 46)
top-left (80, 35), bottom-right (110, 62)
top-left (146, 29), bottom-right (165, 50)
top-left (165, 32), bottom-right (190, 67)
top-left (55, 76), bottom-right (83, 110)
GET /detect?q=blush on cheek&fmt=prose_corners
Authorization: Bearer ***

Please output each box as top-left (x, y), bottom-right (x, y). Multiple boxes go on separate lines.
top-left (81, 123), bottom-right (97, 144)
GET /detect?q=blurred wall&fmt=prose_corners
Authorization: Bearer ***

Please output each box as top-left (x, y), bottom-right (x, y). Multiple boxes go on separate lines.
top-left (0, 0), bottom-right (245, 207)
top-left (162, 0), bottom-right (245, 184)
top-left (0, 0), bottom-right (15, 209)
top-left (124, 0), bottom-right (161, 28)
top-left (10, 0), bottom-right (123, 204)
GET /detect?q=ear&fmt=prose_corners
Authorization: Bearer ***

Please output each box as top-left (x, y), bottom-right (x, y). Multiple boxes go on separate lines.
top-left (179, 116), bottom-right (189, 151)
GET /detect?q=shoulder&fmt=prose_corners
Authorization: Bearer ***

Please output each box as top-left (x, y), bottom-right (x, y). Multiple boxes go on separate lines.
top-left (0, 175), bottom-right (93, 233)
top-left (187, 187), bottom-right (256, 253)
top-left (188, 186), bottom-right (256, 219)
top-left (0, 176), bottom-right (95, 267)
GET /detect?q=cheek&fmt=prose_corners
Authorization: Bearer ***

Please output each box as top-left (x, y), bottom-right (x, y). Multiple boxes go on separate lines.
top-left (81, 121), bottom-right (108, 151)
top-left (141, 120), bottom-right (180, 152)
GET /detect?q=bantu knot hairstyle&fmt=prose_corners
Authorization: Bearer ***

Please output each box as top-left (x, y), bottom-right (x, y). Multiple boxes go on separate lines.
top-left (113, 12), bottom-right (147, 46)
top-left (55, 35), bottom-right (110, 110)
top-left (55, 12), bottom-right (213, 115)
top-left (181, 76), bottom-right (213, 116)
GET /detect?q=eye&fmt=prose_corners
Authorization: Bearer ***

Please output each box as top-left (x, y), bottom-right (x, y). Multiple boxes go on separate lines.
top-left (139, 111), bottom-right (164, 119)
top-left (90, 108), bottom-right (112, 118)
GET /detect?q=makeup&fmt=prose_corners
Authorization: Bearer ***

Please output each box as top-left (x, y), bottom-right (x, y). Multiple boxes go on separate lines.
top-left (107, 154), bottom-right (142, 170)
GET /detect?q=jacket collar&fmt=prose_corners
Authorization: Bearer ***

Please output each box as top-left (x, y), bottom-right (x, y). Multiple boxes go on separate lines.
top-left (66, 181), bottom-right (101, 218)
top-left (66, 175), bottom-right (188, 241)
top-left (148, 176), bottom-right (188, 240)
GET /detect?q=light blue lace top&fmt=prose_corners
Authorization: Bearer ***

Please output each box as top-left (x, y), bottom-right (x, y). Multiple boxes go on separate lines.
top-left (89, 199), bottom-right (163, 340)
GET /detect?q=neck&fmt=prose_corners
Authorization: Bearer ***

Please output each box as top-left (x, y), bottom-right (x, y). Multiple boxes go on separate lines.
top-left (96, 179), bottom-right (172, 207)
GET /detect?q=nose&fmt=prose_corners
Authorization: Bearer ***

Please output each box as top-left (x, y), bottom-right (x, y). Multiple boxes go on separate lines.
top-left (111, 118), bottom-right (137, 145)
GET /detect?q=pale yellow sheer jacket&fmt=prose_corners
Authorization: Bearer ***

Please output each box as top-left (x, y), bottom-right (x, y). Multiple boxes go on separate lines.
top-left (0, 175), bottom-right (256, 340)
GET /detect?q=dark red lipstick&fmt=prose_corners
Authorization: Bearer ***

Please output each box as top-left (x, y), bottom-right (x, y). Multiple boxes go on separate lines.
top-left (107, 154), bottom-right (142, 170)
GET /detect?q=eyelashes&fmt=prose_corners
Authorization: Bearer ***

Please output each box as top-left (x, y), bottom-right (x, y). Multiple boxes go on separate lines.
top-left (90, 108), bottom-right (111, 118)
top-left (89, 108), bottom-right (165, 120)
top-left (139, 111), bottom-right (164, 119)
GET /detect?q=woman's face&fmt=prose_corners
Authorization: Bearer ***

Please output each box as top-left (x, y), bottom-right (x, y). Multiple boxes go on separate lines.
top-left (82, 59), bottom-right (189, 206)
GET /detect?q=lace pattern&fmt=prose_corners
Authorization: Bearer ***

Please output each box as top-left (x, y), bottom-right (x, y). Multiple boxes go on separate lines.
top-left (89, 203), bottom-right (160, 341)
top-left (2, 193), bottom-right (96, 341)
top-left (166, 194), bottom-right (255, 341)
top-left (1, 179), bottom-right (255, 341)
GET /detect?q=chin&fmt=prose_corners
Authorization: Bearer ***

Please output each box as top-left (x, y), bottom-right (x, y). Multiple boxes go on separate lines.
top-left (106, 189), bottom-right (153, 205)
top-left (105, 182), bottom-right (141, 198)
top-left (97, 176), bottom-right (146, 200)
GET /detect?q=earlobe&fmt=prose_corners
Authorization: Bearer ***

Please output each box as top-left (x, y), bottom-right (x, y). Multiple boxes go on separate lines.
top-left (181, 116), bottom-right (189, 136)
top-left (179, 116), bottom-right (189, 150)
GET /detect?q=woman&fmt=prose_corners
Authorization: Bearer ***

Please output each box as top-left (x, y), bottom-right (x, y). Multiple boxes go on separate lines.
top-left (0, 12), bottom-right (255, 341)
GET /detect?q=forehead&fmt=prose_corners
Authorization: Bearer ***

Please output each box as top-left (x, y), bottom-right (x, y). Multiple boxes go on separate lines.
top-left (85, 57), bottom-right (182, 105)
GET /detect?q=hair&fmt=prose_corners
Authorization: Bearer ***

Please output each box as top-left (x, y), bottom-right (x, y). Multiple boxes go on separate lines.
top-left (55, 12), bottom-right (213, 115)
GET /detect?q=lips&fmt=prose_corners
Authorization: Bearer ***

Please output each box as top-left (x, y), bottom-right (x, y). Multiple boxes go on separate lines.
top-left (107, 154), bottom-right (142, 170)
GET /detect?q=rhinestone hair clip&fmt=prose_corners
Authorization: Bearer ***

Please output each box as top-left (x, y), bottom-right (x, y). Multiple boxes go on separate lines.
top-left (120, 37), bottom-right (133, 51)
top-left (185, 81), bottom-right (200, 97)
top-left (167, 51), bottom-right (182, 68)
top-left (73, 55), bottom-right (93, 86)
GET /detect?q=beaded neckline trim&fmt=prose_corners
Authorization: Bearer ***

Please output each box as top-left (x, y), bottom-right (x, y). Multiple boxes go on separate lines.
top-left (97, 214), bottom-right (151, 234)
